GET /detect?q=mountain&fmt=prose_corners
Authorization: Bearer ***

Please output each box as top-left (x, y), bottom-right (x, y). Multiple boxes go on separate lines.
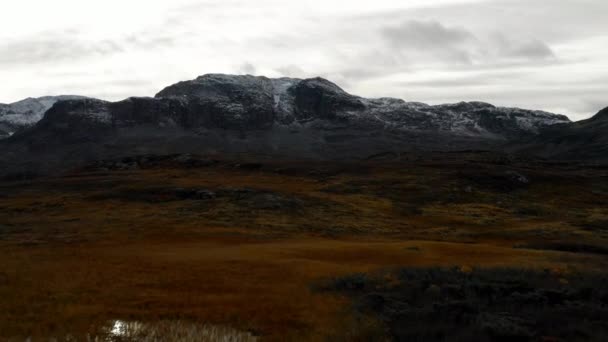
top-left (514, 107), bottom-right (608, 162)
top-left (153, 74), bottom-right (569, 137)
top-left (4, 75), bottom-right (570, 140)
top-left (0, 95), bottom-right (86, 138)
top-left (0, 74), bottom-right (585, 175)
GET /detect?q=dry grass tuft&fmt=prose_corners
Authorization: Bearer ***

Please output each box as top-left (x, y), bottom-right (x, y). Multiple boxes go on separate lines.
top-left (95, 320), bottom-right (258, 342)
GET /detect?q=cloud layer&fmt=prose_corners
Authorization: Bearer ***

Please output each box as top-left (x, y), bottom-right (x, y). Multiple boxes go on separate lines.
top-left (0, 0), bottom-right (606, 120)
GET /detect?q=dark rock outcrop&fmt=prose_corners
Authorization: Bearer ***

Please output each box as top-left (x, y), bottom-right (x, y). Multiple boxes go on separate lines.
top-left (291, 77), bottom-right (365, 120)
top-left (110, 97), bottom-right (188, 128)
top-left (156, 74), bottom-right (276, 129)
top-left (16, 99), bottom-right (113, 147)
top-left (514, 107), bottom-right (608, 162)
top-left (0, 95), bottom-right (86, 138)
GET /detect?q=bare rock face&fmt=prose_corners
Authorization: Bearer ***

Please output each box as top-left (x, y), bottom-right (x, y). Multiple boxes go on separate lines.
top-left (19, 99), bottom-right (114, 147)
top-left (0, 95), bottom-right (86, 138)
top-left (290, 77), bottom-right (366, 121)
top-left (1, 73), bottom-right (595, 176)
top-left (110, 97), bottom-right (188, 128)
top-left (5, 74), bottom-right (571, 140)
top-left (155, 74), bottom-right (276, 129)
top-left (151, 74), bottom-right (570, 139)
top-left (515, 106), bottom-right (608, 162)
top-left (43, 98), bottom-right (112, 124)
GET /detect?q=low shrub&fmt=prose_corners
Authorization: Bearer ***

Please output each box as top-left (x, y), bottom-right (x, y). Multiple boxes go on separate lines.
top-left (321, 267), bottom-right (608, 341)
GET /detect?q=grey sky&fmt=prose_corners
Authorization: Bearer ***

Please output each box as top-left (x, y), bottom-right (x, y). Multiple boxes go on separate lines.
top-left (0, 0), bottom-right (606, 120)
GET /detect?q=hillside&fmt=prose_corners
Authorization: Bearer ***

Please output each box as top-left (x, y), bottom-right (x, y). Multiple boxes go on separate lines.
top-left (515, 107), bottom-right (608, 162)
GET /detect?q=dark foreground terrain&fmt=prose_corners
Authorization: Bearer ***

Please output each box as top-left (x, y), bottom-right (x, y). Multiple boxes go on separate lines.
top-left (1, 152), bottom-right (607, 341)
top-left (322, 268), bottom-right (608, 341)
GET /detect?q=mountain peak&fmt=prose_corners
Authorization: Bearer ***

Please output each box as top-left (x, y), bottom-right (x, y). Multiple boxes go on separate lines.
top-left (195, 73), bottom-right (267, 80)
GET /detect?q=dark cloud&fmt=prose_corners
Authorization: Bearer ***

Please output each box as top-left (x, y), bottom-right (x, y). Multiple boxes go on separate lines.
top-left (275, 65), bottom-right (307, 78)
top-left (378, 20), bottom-right (555, 67)
top-left (0, 30), bottom-right (178, 66)
top-left (238, 62), bottom-right (257, 75)
top-left (353, 0), bottom-right (608, 44)
top-left (380, 20), bottom-right (476, 64)
top-left (396, 71), bottom-right (526, 88)
top-left (510, 40), bottom-right (555, 59)
top-left (491, 34), bottom-right (555, 60)
top-left (382, 20), bottom-right (475, 49)
top-left (0, 33), bottom-right (124, 65)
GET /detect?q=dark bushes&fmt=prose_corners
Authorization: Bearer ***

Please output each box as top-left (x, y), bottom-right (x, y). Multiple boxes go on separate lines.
top-left (515, 242), bottom-right (608, 256)
top-left (321, 267), bottom-right (608, 341)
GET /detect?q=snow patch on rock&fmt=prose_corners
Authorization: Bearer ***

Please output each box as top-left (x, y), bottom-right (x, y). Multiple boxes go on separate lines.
top-left (0, 96), bottom-right (87, 137)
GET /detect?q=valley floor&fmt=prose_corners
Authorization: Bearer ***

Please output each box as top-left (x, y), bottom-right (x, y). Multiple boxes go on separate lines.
top-left (1, 152), bottom-right (607, 340)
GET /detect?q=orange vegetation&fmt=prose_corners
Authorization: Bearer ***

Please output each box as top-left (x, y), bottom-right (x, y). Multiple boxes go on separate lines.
top-left (1, 155), bottom-right (606, 340)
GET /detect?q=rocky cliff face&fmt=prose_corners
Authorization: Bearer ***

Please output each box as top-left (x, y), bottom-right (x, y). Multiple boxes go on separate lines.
top-left (5, 75), bottom-right (570, 141)
top-left (156, 74), bottom-right (276, 130)
top-left (149, 74), bottom-right (569, 138)
top-left (0, 96), bottom-right (85, 138)
top-left (514, 107), bottom-right (608, 162)
top-left (1, 74), bottom-right (590, 176)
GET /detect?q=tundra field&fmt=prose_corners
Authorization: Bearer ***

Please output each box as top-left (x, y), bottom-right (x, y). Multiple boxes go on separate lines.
top-left (1, 152), bottom-right (607, 341)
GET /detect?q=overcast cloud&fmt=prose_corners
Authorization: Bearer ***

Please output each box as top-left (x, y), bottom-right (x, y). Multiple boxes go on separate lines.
top-left (0, 0), bottom-right (606, 120)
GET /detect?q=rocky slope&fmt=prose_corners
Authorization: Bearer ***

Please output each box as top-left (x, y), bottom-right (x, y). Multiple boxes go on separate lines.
top-left (515, 107), bottom-right (608, 162)
top-left (0, 96), bottom-right (85, 138)
top-left (0, 74), bottom-right (590, 175)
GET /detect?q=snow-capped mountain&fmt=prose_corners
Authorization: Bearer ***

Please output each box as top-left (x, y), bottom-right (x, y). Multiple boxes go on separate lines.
top-left (1, 76), bottom-right (570, 141)
top-left (0, 96), bottom-right (85, 138)
top-left (152, 74), bottom-right (570, 137)
top-left (3, 74), bottom-right (595, 177)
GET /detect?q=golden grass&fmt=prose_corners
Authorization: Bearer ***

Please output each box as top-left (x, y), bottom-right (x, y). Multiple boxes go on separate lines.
top-left (0, 237), bottom-right (600, 340)
top-left (0, 157), bottom-right (607, 340)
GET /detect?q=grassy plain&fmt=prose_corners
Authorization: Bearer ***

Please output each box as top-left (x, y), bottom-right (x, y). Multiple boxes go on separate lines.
top-left (0, 152), bottom-right (607, 340)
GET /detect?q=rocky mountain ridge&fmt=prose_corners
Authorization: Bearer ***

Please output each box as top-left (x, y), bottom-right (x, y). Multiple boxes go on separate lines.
top-left (1, 74), bottom-right (604, 176)
top-left (7, 74), bottom-right (570, 139)
top-left (151, 74), bottom-right (570, 137)
top-left (0, 95), bottom-right (85, 138)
